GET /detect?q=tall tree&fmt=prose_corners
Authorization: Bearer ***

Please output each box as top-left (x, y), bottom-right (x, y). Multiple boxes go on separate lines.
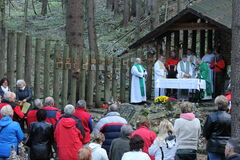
top-left (123, 0), bottom-right (130, 27)
top-left (231, 0), bottom-right (240, 138)
top-left (0, 0), bottom-right (6, 78)
top-left (86, 0), bottom-right (99, 107)
top-left (131, 0), bottom-right (136, 17)
top-left (41, 0), bottom-right (48, 16)
top-left (151, 0), bottom-right (160, 30)
top-left (66, 0), bottom-right (84, 48)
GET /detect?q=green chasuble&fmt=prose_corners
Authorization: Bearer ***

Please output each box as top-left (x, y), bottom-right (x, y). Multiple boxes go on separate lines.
top-left (197, 62), bottom-right (212, 96)
top-left (134, 63), bottom-right (145, 97)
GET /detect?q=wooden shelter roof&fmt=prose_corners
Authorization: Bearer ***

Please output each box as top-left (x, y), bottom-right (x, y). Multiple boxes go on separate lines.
top-left (122, 0), bottom-right (232, 54)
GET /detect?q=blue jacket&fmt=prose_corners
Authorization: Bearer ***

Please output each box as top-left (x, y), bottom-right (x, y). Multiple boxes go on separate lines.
top-left (94, 112), bottom-right (127, 153)
top-left (0, 117), bottom-right (24, 158)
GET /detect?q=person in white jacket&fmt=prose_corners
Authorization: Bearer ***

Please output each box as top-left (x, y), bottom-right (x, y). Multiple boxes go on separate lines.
top-left (149, 119), bottom-right (177, 160)
top-left (89, 132), bottom-right (109, 160)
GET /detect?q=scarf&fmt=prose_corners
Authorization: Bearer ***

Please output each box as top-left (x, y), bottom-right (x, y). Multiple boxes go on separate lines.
top-left (180, 61), bottom-right (190, 74)
top-left (134, 63), bottom-right (145, 97)
top-left (1, 86), bottom-right (9, 93)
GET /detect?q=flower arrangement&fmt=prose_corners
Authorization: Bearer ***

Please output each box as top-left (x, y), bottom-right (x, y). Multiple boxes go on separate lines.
top-left (154, 96), bottom-right (169, 104)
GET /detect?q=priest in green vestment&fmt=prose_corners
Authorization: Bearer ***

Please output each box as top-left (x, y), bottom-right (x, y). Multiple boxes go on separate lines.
top-left (196, 58), bottom-right (212, 99)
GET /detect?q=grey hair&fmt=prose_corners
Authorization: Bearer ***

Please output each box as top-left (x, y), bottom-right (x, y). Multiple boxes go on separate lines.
top-left (64, 104), bottom-right (75, 114)
top-left (34, 99), bottom-right (43, 108)
top-left (77, 100), bottom-right (86, 108)
top-left (1, 105), bottom-right (13, 117)
top-left (215, 95), bottom-right (228, 111)
top-left (44, 97), bottom-right (54, 106)
top-left (135, 58), bottom-right (141, 63)
top-left (3, 92), bottom-right (15, 100)
top-left (121, 125), bottom-right (133, 137)
top-left (16, 79), bottom-right (26, 86)
top-left (109, 104), bottom-right (118, 112)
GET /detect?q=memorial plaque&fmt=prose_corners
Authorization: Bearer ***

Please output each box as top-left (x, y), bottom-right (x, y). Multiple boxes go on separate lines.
top-left (99, 65), bottom-right (105, 71)
top-left (107, 66), bottom-right (112, 72)
top-left (91, 64), bottom-right (96, 71)
top-left (119, 104), bottom-right (136, 122)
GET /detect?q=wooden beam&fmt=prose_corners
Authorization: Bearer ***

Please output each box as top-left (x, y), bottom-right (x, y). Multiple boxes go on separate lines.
top-left (168, 23), bottom-right (217, 31)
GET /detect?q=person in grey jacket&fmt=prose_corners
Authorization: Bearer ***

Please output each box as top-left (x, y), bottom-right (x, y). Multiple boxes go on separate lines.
top-left (109, 125), bottom-right (133, 160)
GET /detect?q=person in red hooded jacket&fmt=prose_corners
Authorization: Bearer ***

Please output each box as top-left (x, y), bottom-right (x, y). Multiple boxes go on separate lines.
top-left (42, 97), bottom-right (61, 126)
top-left (131, 118), bottom-right (157, 160)
top-left (73, 100), bottom-right (93, 145)
top-left (26, 99), bottom-right (43, 128)
top-left (54, 104), bottom-right (85, 160)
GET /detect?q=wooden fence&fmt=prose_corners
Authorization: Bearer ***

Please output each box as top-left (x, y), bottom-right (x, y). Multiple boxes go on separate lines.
top-left (0, 30), bottom-right (148, 108)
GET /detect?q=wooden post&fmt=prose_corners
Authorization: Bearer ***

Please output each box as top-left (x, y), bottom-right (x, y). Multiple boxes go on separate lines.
top-left (86, 56), bottom-right (96, 107)
top-left (120, 58), bottom-right (126, 102)
top-left (16, 32), bottom-right (26, 80)
top-left (62, 45), bottom-right (69, 107)
top-left (0, 28), bottom-right (6, 78)
top-left (128, 55), bottom-right (134, 102)
top-left (112, 57), bottom-right (118, 101)
top-left (79, 49), bottom-right (87, 100)
top-left (207, 30), bottom-right (213, 50)
top-left (183, 30), bottom-right (188, 54)
top-left (146, 53), bottom-right (154, 99)
top-left (200, 29), bottom-right (206, 57)
top-left (34, 38), bottom-right (42, 98)
top-left (95, 56), bottom-right (103, 107)
top-left (25, 36), bottom-right (33, 87)
top-left (44, 40), bottom-right (51, 97)
top-left (166, 33), bottom-right (171, 57)
top-left (104, 55), bottom-right (112, 103)
top-left (53, 41), bottom-right (62, 108)
top-left (191, 30), bottom-right (197, 53)
top-left (174, 31), bottom-right (180, 55)
top-left (7, 31), bottom-right (16, 90)
top-left (69, 47), bottom-right (78, 105)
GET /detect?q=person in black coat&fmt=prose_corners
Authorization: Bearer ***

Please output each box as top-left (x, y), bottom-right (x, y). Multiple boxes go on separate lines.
top-left (0, 78), bottom-right (10, 99)
top-left (225, 138), bottom-right (240, 160)
top-left (16, 80), bottom-right (32, 103)
top-left (203, 95), bottom-right (231, 160)
top-left (27, 109), bottom-right (53, 160)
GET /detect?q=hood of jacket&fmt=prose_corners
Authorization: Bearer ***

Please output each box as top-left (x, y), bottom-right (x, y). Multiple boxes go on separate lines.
top-left (61, 117), bottom-right (77, 128)
top-left (180, 112), bottom-right (196, 121)
top-left (0, 117), bottom-right (12, 128)
top-left (89, 143), bottom-right (101, 151)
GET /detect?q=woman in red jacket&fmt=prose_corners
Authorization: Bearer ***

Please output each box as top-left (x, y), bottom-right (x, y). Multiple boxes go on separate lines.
top-left (131, 118), bottom-right (157, 160)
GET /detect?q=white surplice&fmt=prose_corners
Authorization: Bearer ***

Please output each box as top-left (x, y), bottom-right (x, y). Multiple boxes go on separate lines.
top-left (177, 61), bottom-right (193, 77)
top-left (154, 60), bottom-right (167, 98)
top-left (130, 65), bottom-right (147, 103)
top-left (187, 55), bottom-right (197, 78)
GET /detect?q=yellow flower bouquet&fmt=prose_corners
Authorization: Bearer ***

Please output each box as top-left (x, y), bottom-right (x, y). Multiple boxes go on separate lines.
top-left (154, 96), bottom-right (169, 104)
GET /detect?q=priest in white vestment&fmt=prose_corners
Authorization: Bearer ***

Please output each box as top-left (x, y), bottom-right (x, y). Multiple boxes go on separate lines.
top-left (130, 58), bottom-right (147, 103)
top-left (187, 49), bottom-right (197, 78)
top-left (202, 49), bottom-right (215, 92)
top-left (154, 55), bottom-right (167, 98)
top-left (177, 54), bottom-right (193, 78)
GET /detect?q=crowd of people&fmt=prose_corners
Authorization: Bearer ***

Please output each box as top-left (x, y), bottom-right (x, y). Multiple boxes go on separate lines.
top-left (0, 76), bottom-right (238, 160)
top-left (131, 48), bottom-right (227, 103)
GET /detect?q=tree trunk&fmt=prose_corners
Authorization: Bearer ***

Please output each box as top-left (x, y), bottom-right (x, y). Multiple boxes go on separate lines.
top-left (66, 0), bottom-right (84, 48)
top-left (114, 0), bottom-right (120, 16)
top-left (231, 0), bottom-right (240, 138)
top-left (151, 0), bottom-right (160, 30)
top-left (41, 0), bottom-right (48, 16)
top-left (131, 0), bottom-right (136, 17)
top-left (24, 0), bottom-right (28, 28)
top-left (0, 0), bottom-right (6, 78)
top-left (123, 0), bottom-right (130, 27)
top-left (106, 0), bottom-right (114, 10)
top-left (87, 0), bottom-right (99, 107)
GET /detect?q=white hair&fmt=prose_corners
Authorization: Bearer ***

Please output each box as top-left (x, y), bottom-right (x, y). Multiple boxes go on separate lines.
top-left (121, 125), bottom-right (133, 137)
top-left (44, 97), bottom-right (54, 106)
top-left (16, 79), bottom-right (26, 86)
top-left (1, 105), bottom-right (13, 117)
top-left (135, 58), bottom-right (141, 63)
top-left (3, 92), bottom-right (15, 100)
top-left (34, 99), bottom-right (43, 108)
top-left (77, 100), bottom-right (86, 108)
top-left (64, 104), bottom-right (75, 114)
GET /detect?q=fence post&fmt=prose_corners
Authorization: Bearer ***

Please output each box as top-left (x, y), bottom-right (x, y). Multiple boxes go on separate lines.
top-left (16, 32), bottom-right (26, 80)
top-left (104, 55), bottom-right (112, 103)
top-left (79, 49), bottom-right (87, 100)
top-left (120, 58), bottom-right (126, 102)
top-left (69, 47), bottom-right (78, 105)
top-left (7, 31), bottom-right (16, 90)
top-left (112, 57), bottom-right (118, 101)
top-left (62, 45), bottom-right (69, 107)
top-left (34, 38), bottom-right (42, 98)
top-left (43, 40), bottom-right (51, 98)
top-left (53, 41), bottom-right (62, 108)
top-left (25, 36), bottom-right (33, 87)
top-left (86, 55), bottom-right (96, 107)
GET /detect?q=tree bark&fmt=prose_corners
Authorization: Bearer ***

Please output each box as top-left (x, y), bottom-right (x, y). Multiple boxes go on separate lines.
top-left (151, 0), bottom-right (160, 30)
top-left (66, 0), bottom-right (84, 48)
top-left (231, 0), bottom-right (240, 138)
top-left (114, 0), bottom-right (120, 16)
top-left (131, 0), bottom-right (136, 17)
top-left (0, 0), bottom-right (6, 78)
top-left (123, 0), bottom-right (130, 27)
top-left (41, 0), bottom-right (48, 16)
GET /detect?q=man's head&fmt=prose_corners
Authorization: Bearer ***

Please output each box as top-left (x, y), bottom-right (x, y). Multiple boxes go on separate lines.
top-left (135, 58), bottom-right (142, 64)
top-left (121, 125), bottom-right (133, 137)
top-left (207, 48), bottom-right (213, 54)
top-left (196, 58), bottom-right (202, 65)
top-left (76, 100), bottom-right (87, 109)
top-left (182, 54), bottom-right (187, 62)
top-left (187, 49), bottom-right (192, 55)
top-left (170, 51), bottom-right (176, 58)
top-left (3, 92), bottom-right (16, 102)
top-left (158, 54), bottom-right (165, 62)
top-left (138, 118), bottom-right (151, 128)
top-left (34, 99), bottom-right (43, 109)
top-left (225, 138), bottom-right (240, 158)
top-left (109, 104), bottom-right (118, 112)
top-left (215, 95), bottom-right (228, 111)
top-left (0, 105), bottom-right (13, 117)
top-left (64, 104), bottom-right (75, 115)
top-left (44, 97), bottom-right (54, 107)
top-left (37, 109), bottom-right (47, 122)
